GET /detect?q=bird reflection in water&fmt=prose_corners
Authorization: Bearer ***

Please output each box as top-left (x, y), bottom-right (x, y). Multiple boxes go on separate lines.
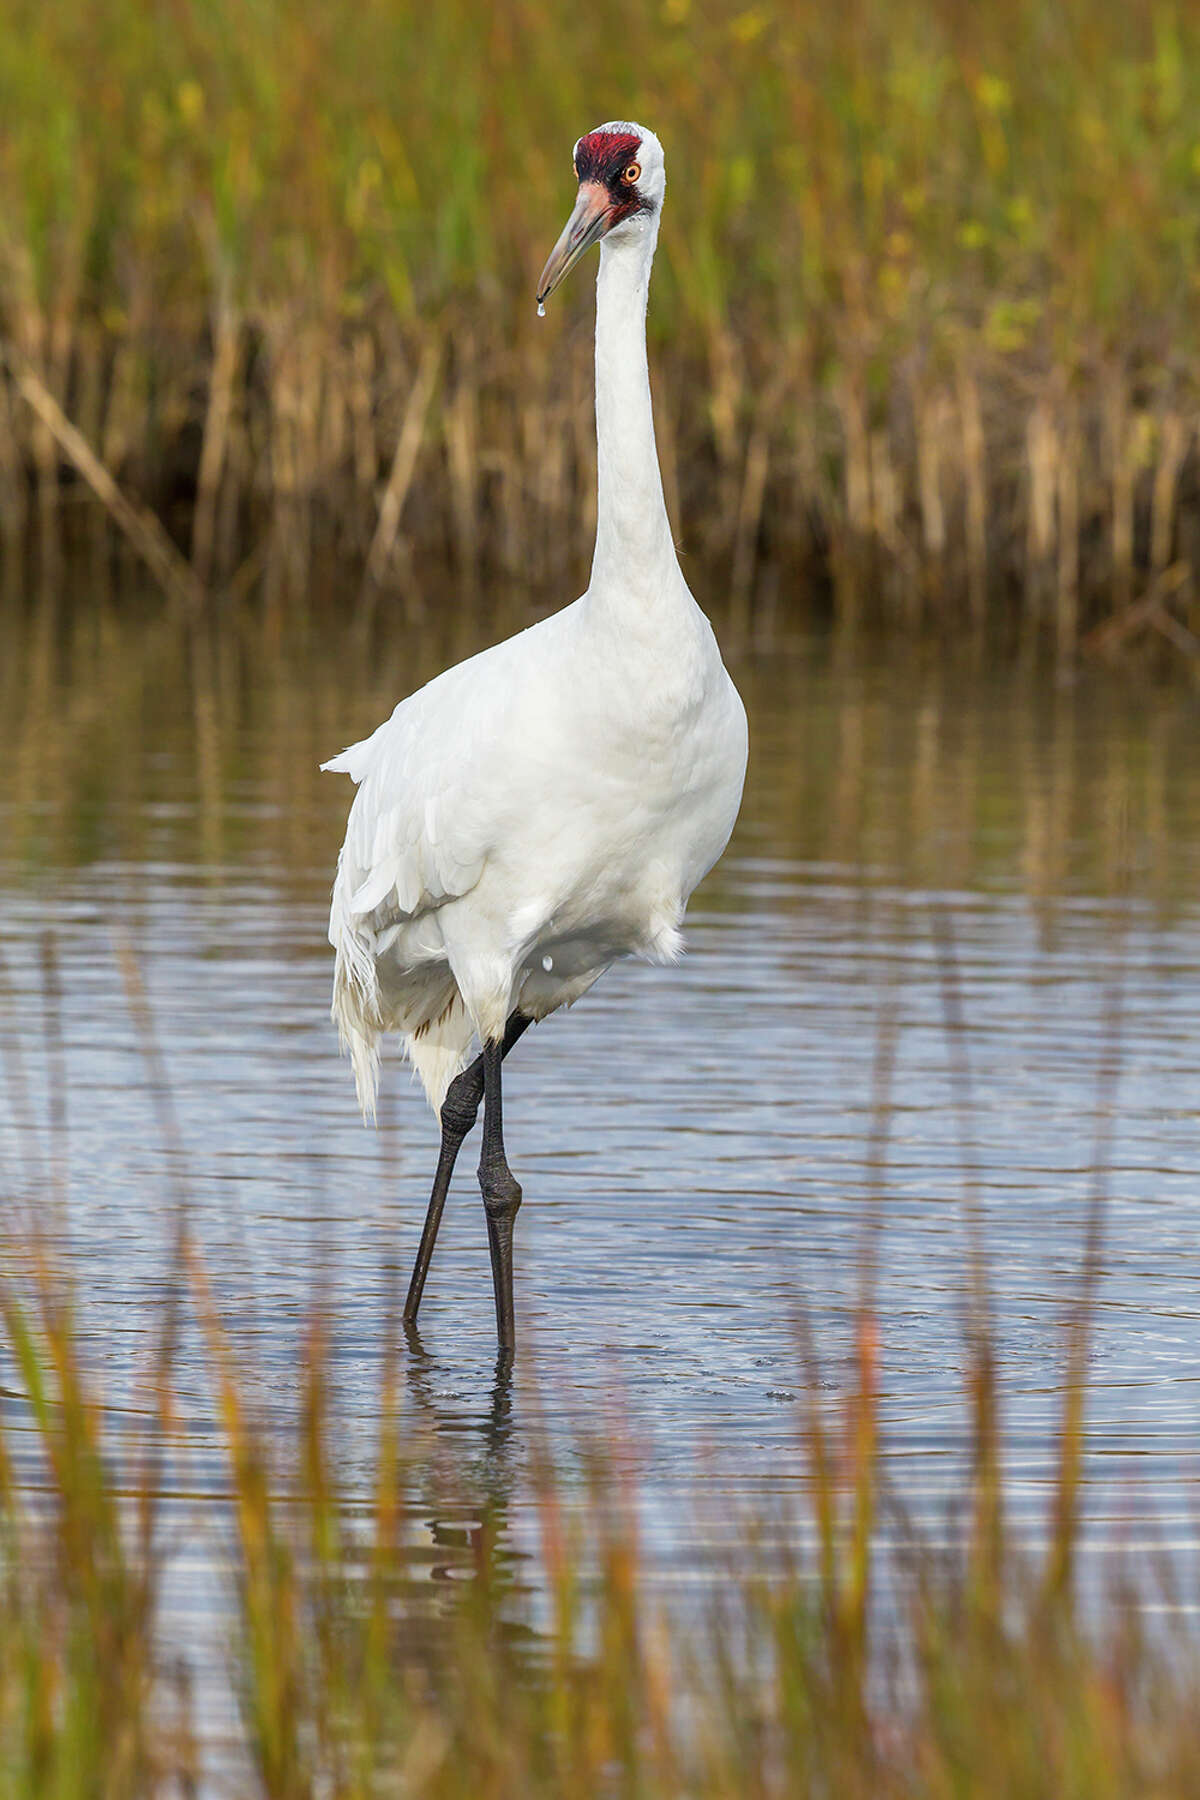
top-left (400, 1322), bottom-right (523, 1594)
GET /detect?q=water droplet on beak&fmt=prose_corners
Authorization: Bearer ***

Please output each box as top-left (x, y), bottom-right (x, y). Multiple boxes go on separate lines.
top-left (537, 301), bottom-right (546, 318)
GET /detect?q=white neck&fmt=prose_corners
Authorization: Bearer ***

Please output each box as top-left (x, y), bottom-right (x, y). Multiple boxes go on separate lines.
top-left (588, 225), bottom-right (681, 602)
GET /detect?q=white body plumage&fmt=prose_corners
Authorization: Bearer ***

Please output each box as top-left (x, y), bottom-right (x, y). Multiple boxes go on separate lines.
top-left (325, 124), bottom-right (747, 1118)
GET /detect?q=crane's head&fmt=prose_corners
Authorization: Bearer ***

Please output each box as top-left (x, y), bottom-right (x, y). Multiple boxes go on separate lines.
top-left (537, 121), bottom-right (665, 309)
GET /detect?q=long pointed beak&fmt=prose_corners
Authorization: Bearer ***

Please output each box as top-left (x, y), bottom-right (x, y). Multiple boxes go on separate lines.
top-left (536, 181), bottom-right (616, 307)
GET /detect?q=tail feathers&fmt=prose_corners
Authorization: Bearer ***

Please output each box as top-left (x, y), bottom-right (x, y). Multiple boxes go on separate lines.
top-left (329, 886), bottom-right (475, 1120)
top-left (330, 905), bottom-right (386, 1121)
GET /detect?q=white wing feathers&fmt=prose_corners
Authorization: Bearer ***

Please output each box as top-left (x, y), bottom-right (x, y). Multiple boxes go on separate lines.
top-left (322, 667), bottom-right (501, 1118)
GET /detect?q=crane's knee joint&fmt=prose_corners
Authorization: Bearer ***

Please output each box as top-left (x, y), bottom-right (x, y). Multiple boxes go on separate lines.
top-left (441, 1070), bottom-right (482, 1143)
top-left (480, 1169), bottom-right (522, 1222)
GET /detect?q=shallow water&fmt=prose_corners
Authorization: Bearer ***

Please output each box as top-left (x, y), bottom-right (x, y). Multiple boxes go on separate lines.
top-left (1, 598), bottom-right (1199, 1679)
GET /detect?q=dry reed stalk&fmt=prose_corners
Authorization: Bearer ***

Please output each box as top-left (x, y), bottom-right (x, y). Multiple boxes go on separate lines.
top-left (15, 306), bottom-right (60, 533)
top-left (266, 322), bottom-right (311, 603)
top-left (838, 364), bottom-right (872, 538)
top-left (1150, 409), bottom-right (1190, 573)
top-left (729, 418), bottom-right (771, 640)
top-left (360, 332), bottom-right (440, 606)
top-left (75, 321), bottom-right (104, 458)
top-left (706, 325), bottom-right (743, 553)
top-left (46, 327), bottom-right (77, 519)
top-left (444, 333), bottom-right (481, 593)
top-left (0, 372), bottom-right (28, 545)
top-left (833, 361), bottom-right (873, 621)
top-left (76, 323), bottom-right (112, 591)
top-left (100, 271), bottom-right (154, 481)
top-left (528, 370), bottom-right (569, 585)
top-left (492, 400), bottom-right (523, 575)
top-left (45, 196), bottom-right (89, 506)
top-left (100, 337), bottom-right (139, 478)
top-left (914, 385), bottom-right (948, 616)
top-left (319, 340), bottom-right (348, 517)
top-left (349, 328), bottom-right (378, 547)
top-left (788, 361), bottom-right (825, 574)
top-left (1105, 371), bottom-right (1134, 612)
top-left (956, 360), bottom-right (988, 625)
top-left (519, 395), bottom-right (545, 587)
top-left (867, 426), bottom-right (898, 550)
top-left (874, 423), bottom-right (919, 619)
top-left (270, 331), bottom-right (300, 509)
top-left (1026, 395), bottom-right (1058, 615)
top-left (296, 326), bottom-right (323, 503)
top-left (215, 386), bottom-right (251, 584)
top-left (543, 398), bottom-right (570, 578)
top-left (3, 345), bottom-right (205, 617)
top-left (192, 299), bottom-right (240, 587)
top-left (1056, 397), bottom-right (1080, 657)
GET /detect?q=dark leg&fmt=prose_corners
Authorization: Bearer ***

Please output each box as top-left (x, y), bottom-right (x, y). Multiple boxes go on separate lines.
top-left (478, 1033), bottom-right (522, 1350)
top-left (403, 1011), bottom-right (531, 1324)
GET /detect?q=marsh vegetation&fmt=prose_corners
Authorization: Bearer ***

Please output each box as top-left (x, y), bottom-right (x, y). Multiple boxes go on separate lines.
top-left (5, 1), bottom-right (1200, 650)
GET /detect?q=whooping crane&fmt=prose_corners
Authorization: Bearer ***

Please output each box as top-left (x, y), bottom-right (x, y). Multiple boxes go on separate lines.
top-left (324, 122), bottom-right (748, 1350)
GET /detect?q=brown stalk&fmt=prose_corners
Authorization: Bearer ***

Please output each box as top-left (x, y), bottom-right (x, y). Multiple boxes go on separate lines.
top-left (16, 305), bottom-right (60, 531)
top-left (360, 332), bottom-right (441, 605)
top-left (1055, 396), bottom-right (1080, 659)
top-left (729, 418), bottom-right (771, 641)
top-left (1106, 371), bottom-right (1133, 613)
top-left (538, 395), bottom-right (568, 583)
top-left (1150, 409), bottom-right (1190, 574)
top-left (319, 338), bottom-right (346, 493)
top-left (297, 324), bottom-right (323, 506)
top-left (1026, 394), bottom-right (1058, 612)
top-left (956, 359), bottom-right (988, 625)
top-left (215, 383), bottom-right (250, 580)
top-left (266, 321), bottom-right (310, 604)
top-left (839, 363), bottom-right (872, 537)
top-left (76, 323), bottom-right (112, 591)
top-left (349, 327), bottom-right (378, 547)
top-left (100, 331), bottom-right (139, 478)
top-left (915, 386), bottom-right (947, 562)
top-left (192, 295), bottom-right (240, 588)
top-left (0, 370), bottom-right (27, 546)
top-left (707, 324), bottom-right (743, 551)
top-left (445, 333), bottom-right (481, 594)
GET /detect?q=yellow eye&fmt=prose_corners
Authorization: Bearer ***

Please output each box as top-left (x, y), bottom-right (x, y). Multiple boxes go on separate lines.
top-left (622, 161), bottom-right (641, 185)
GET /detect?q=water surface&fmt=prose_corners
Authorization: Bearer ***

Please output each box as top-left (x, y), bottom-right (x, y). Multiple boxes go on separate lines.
top-left (1, 599), bottom-right (1198, 1637)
